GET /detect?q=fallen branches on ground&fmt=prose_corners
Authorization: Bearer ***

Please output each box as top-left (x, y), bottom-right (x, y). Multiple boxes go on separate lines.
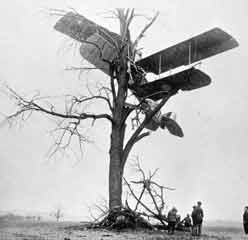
top-left (87, 157), bottom-right (175, 230)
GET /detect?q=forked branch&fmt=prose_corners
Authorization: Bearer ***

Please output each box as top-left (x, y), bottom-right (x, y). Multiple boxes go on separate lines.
top-left (121, 90), bottom-right (177, 169)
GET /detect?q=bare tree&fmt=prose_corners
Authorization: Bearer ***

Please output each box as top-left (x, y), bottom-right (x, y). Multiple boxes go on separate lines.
top-left (2, 9), bottom-right (182, 215)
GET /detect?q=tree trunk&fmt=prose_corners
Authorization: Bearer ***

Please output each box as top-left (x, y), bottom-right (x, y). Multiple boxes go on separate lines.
top-left (109, 122), bottom-right (126, 210)
top-left (108, 49), bottom-right (128, 211)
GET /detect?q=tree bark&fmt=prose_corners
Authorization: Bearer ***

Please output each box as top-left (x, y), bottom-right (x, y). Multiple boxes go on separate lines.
top-left (108, 124), bottom-right (124, 210)
top-left (108, 48), bottom-right (128, 211)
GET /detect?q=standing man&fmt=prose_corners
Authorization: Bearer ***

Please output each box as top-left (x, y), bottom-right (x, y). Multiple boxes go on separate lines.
top-left (243, 206), bottom-right (248, 234)
top-left (195, 201), bottom-right (204, 236)
top-left (191, 206), bottom-right (197, 236)
top-left (167, 207), bottom-right (178, 235)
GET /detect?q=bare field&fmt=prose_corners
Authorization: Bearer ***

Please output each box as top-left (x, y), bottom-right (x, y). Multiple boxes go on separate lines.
top-left (0, 221), bottom-right (246, 240)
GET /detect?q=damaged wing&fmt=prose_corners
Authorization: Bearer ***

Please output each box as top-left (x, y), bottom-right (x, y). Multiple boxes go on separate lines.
top-left (54, 12), bottom-right (122, 75)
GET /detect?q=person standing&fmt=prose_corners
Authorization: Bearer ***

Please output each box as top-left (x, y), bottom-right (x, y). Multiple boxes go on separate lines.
top-left (191, 206), bottom-right (197, 236)
top-left (167, 207), bottom-right (178, 235)
top-left (195, 201), bottom-right (204, 236)
top-left (243, 206), bottom-right (248, 234)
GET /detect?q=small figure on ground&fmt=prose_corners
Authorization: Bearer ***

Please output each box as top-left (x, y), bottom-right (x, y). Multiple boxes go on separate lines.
top-left (167, 207), bottom-right (178, 235)
top-left (195, 201), bottom-right (204, 236)
top-left (182, 214), bottom-right (192, 232)
top-left (243, 206), bottom-right (248, 234)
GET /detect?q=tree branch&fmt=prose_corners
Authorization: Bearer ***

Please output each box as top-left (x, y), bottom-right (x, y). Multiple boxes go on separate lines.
top-left (4, 86), bottom-right (113, 124)
top-left (26, 101), bottom-right (112, 122)
top-left (121, 90), bottom-right (177, 169)
top-left (72, 95), bottom-right (113, 113)
top-left (132, 12), bottom-right (159, 53)
top-left (134, 131), bottom-right (150, 144)
top-left (123, 177), bottom-right (157, 217)
top-left (2, 85), bottom-right (113, 158)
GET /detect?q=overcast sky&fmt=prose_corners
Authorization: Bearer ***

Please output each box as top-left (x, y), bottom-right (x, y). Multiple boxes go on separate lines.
top-left (0, 0), bottom-right (247, 222)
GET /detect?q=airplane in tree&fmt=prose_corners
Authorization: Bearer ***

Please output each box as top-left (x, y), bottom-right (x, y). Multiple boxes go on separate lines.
top-left (4, 9), bottom-right (239, 217)
top-left (54, 12), bottom-right (238, 137)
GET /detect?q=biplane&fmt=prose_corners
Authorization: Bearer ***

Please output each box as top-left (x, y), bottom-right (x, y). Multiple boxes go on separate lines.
top-left (54, 12), bottom-right (238, 137)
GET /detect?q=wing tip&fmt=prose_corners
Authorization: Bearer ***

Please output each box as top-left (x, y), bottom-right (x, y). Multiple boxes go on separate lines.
top-left (213, 27), bottom-right (239, 48)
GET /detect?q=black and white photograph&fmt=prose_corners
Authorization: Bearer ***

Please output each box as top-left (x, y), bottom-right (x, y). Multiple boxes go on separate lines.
top-left (0, 0), bottom-right (247, 239)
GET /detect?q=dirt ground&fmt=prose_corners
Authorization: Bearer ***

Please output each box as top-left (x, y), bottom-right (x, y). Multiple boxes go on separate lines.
top-left (0, 221), bottom-right (246, 240)
top-left (61, 229), bottom-right (235, 240)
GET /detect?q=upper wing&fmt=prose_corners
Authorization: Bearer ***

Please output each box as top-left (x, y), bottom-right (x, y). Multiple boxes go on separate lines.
top-left (136, 28), bottom-right (239, 75)
top-left (54, 12), bottom-right (121, 76)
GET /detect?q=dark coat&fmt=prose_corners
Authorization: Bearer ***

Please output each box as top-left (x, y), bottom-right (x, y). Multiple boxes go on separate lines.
top-left (191, 209), bottom-right (197, 225)
top-left (167, 210), bottom-right (177, 223)
top-left (194, 207), bottom-right (204, 224)
top-left (243, 211), bottom-right (248, 224)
